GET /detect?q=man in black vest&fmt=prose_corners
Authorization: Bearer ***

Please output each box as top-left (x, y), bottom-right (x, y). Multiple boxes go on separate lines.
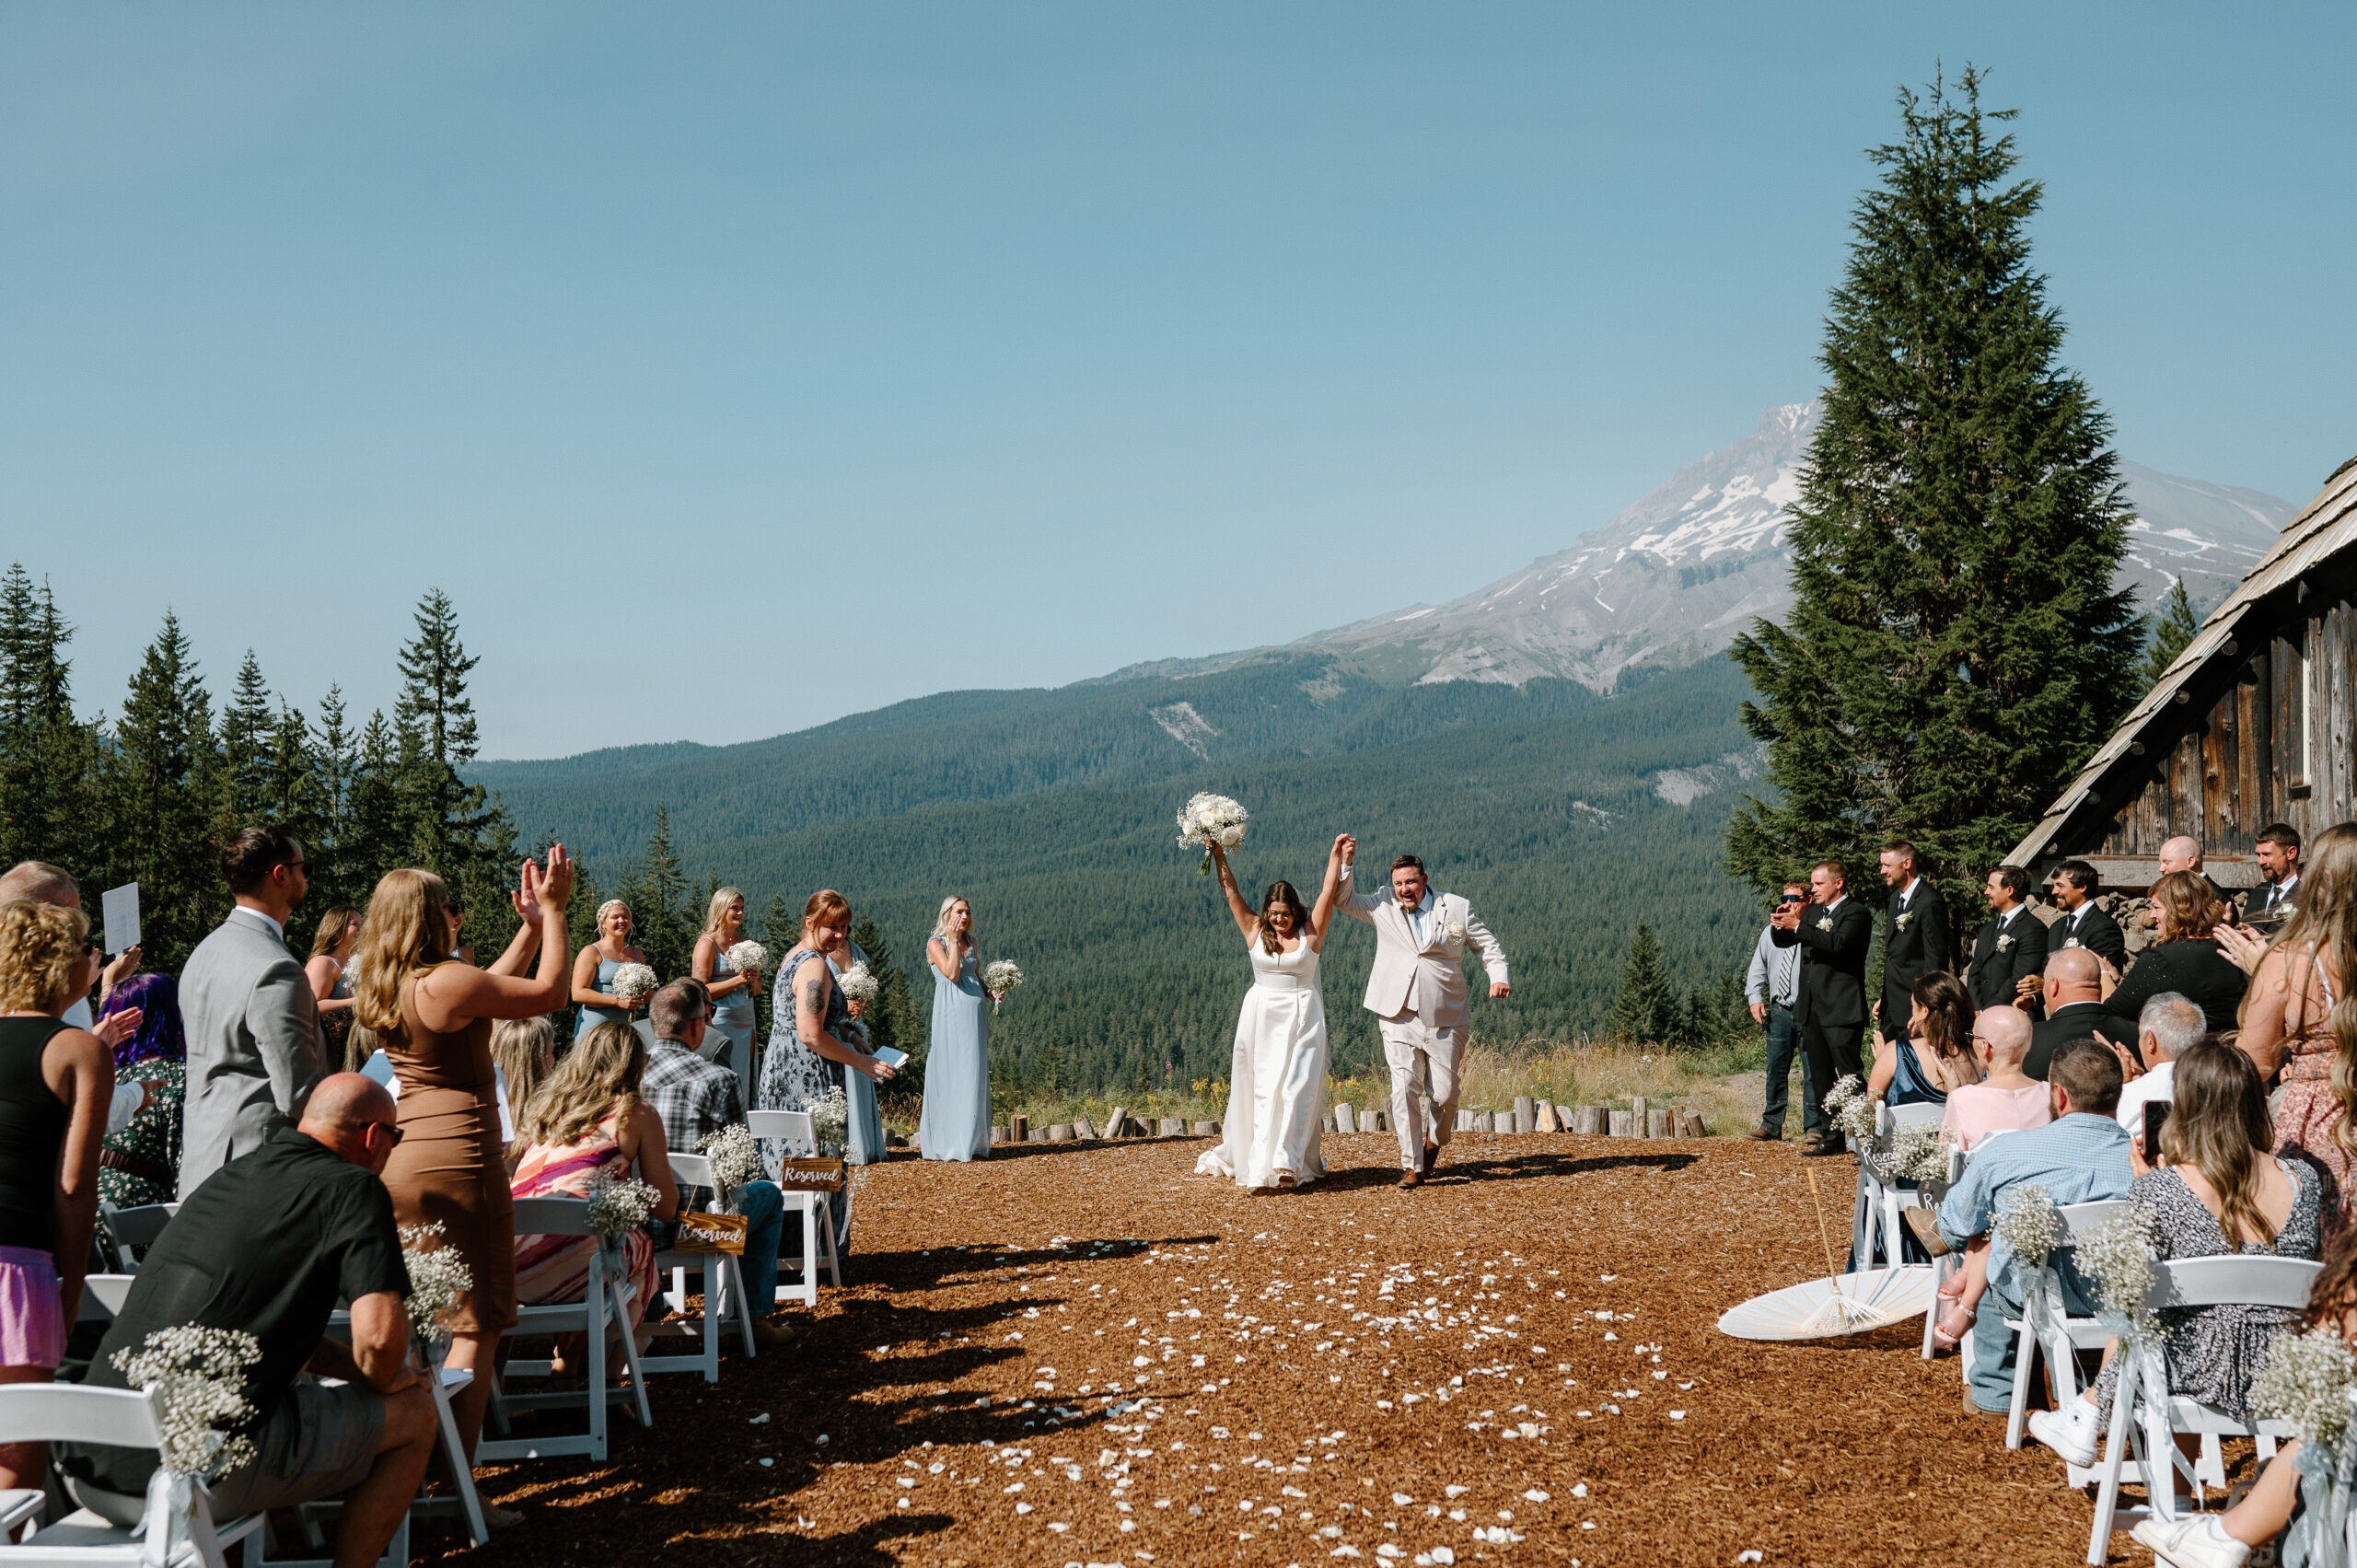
top-left (1771, 859), bottom-right (1875, 1156)
top-left (1968, 864), bottom-right (2049, 1015)
top-left (1877, 840), bottom-right (1950, 1027)
top-left (2046, 860), bottom-right (2127, 970)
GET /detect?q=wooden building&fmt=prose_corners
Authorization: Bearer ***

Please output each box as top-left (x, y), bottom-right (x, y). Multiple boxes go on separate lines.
top-left (2008, 454), bottom-right (2357, 893)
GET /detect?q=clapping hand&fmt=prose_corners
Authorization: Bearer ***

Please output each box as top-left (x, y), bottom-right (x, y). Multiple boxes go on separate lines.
top-left (2093, 1028), bottom-right (2143, 1083)
top-left (94, 1006), bottom-right (145, 1051)
top-left (531, 844), bottom-right (575, 912)
top-left (2214, 923), bottom-right (2270, 975)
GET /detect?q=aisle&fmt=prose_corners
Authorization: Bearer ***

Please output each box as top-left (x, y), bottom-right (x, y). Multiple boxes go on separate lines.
top-left (463, 1131), bottom-right (2124, 1566)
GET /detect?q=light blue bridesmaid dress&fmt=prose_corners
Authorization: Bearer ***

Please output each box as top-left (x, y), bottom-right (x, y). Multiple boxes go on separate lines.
top-left (576, 957), bottom-right (631, 1041)
top-left (830, 943), bottom-right (890, 1167)
top-left (917, 939), bottom-right (992, 1161)
top-left (707, 945), bottom-right (757, 1099)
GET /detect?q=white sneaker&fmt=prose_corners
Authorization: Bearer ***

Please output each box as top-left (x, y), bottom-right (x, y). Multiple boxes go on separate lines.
top-left (2026, 1400), bottom-right (2099, 1467)
top-left (2131, 1515), bottom-right (2251, 1568)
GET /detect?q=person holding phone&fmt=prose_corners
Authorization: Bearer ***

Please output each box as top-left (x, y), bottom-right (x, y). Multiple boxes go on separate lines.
top-left (1744, 883), bottom-right (1812, 1142)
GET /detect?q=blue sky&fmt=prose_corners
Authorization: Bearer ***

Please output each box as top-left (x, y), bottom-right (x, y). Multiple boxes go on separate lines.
top-left (3, 3), bottom-right (2350, 758)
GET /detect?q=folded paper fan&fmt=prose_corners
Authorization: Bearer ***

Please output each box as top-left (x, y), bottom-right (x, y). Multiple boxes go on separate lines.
top-left (1716, 1265), bottom-right (1938, 1342)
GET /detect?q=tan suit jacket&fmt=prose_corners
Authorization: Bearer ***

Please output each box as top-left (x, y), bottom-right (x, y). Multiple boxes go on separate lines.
top-left (1338, 872), bottom-right (1508, 1033)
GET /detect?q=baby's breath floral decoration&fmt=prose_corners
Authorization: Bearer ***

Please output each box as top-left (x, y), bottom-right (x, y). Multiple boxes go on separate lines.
top-left (2082, 1203), bottom-right (2161, 1332)
top-left (585, 1168), bottom-right (662, 1241)
top-left (699, 1122), bottom-right (762, 1198)
top-left (111, 1326), bottom-right (263, 1481)
top-left (609, 962), bottom-right (658, 1007)
top-left (836, 963), bottom-right (880, 1009)
top-left (982, 959), bottom-right (1026, 1013)
top-left (724, 939), bottom-right (767, 981)
top-left (399, 1222), bottom-right (475, 1351)
top-left (808, 1084), bottom-right (852, 1155)
top-left (1993, 1185), bottom-right (2062, 1272)
top-left (1822, 1075), bottom-right (1878, 1144)
top-left (2250, 1323), bottom-right (2357, 1450)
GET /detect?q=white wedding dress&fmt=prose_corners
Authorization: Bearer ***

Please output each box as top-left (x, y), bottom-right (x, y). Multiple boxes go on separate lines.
top-left (1195, 936), bottom-right (1329, 1191)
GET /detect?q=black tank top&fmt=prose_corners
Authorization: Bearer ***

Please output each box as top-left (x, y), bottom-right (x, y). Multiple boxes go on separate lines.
top-left (0, 1015), bottom-right (72, 1254)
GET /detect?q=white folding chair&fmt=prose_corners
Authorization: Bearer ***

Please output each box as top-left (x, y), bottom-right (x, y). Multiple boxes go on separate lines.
top-left (2000, 1200), bottom-right (2135, 1449)
top-left (1919, 1144), bottom-right (1970, 1358)
top-left (476, 1197), bottom-right (653, 1463)
top-left (748, 1110), bottom-right (842, 1303)
top-left (0, 1382), bottom-right (269, 1568)
top-left (2085, 1255), bottom-right (2324, 1564)
top-left (1854, 1102), bottom-right (1945, 1270)
top-left (95, 1203), bottom-right (177, 1276)
top-left (300, 1309), bottom-right (487, 1551)
top-left (639, 1153), bottom-right (757, 1383)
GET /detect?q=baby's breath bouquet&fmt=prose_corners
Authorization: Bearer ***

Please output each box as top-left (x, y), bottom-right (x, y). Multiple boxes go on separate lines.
top-left (1821, 1074), bottom-right (1878, 1144)
top-left (808, 1084), bottom-right (851, 1155)
top-left (609, 962), bottom-right (658, 1007)
top-left (1176, 793), bottom-right (1248, 875)
top-left (724, 940), bottom-right (768, 982)
top-left (399, 1222), bottom-right (475, 1353)
top-left (1994, 1184), bottom-right (2062, 1271)
top-left (982, 958), bottom-right (1025, 1013)
top-left (2250, 1323), bottom-right (2357, 1449)
top-left (699, 1122), bottom-right (762, 1198)
top-left (585, 1168), bottom-right (662, 1240)
top-left (111, 1326), bottom-right (263, 1481)
top-left (1878, 1121), bottom-right (1956, 1186)
top-left (2082, 1203), bottom-right (2161, 1332)
top-left (837, 963), bottom-right (880, 1009)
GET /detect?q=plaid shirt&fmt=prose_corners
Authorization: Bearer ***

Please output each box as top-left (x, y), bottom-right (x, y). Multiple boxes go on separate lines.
top-left (643, 1038), bottom-right (748, 1155)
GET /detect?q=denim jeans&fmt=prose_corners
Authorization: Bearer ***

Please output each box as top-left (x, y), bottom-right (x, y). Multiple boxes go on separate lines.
top-left (1761, 1003), bottom-right (1818, 1135)
top-left (732, 1179), bottom-right (785, 1316)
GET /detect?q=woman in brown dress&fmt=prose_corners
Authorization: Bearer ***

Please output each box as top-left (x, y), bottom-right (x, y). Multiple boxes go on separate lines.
top-left (352, 849), bottom-right (575, 1473)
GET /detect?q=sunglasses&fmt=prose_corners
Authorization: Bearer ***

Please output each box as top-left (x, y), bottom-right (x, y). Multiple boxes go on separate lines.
top-left (1780, 893), bottom-right (1804, 904)
top-left (365, 1121), bottom-right (405, 1148)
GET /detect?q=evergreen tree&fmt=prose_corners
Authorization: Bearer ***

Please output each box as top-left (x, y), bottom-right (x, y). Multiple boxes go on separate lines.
top-left (619, 807), bottom-right (691, 981)
top-left (1726, 69), bottom-right (2141, 900)
top-left (263, 703), bottom-right (320, 847)
top-left (851, 913), bottom-right (923, 1096)
top-left (392, 589), bottom-right (498, 878)
top-left (759, 891), bottom-right (796, 1041)
top-left (0, 565), bottom-right (87, 866)
top-left (218, 651), bottom-right (275, 828)
top-left (2142, 576), bottom-right (2202, 691)
top-left (310, 686), bottom-right (359, 908)
top-left (343, 710), bottom-right (405, 900)
top-left (1605, 921), bottom-right (1680, 1045)
top-left (111, 613), bottom-right (220, 967)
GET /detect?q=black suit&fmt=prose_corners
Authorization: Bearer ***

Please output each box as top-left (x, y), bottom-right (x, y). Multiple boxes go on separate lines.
top-left (2026, 999), bottom-right (2121, 1081)
top-left (2049, 901), bottom-right (2127, 970)
top-left (1968, 907), bottom-right (2049, 1014)
top-left (1772, 895), bottom-right (1875, 1140)
top-left (2251, 877), bottom-right (2302, 919)
top-left (1881, 879), bottom-right (1952, 1024)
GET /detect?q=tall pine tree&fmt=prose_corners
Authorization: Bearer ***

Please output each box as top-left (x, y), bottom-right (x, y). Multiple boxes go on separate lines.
top-left (0, 565), bottom-right (90, 868)
top-left (218, 651), bottom-right (275, 829)
top-left (1727, 69), bottom-right (2140, 899)
top-left (393, 589), bottom-right (498, 877)
top-left (1605, 922), bottom-right (1680, 1045)
top-left (110, 613), bottom-right (221, 967)
top-left (2142, 577), bottom-right (2202, 691)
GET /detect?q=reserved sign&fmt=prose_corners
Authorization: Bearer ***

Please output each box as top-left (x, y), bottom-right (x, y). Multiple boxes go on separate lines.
top-left (775, 1156), bottom-right (846, 1193)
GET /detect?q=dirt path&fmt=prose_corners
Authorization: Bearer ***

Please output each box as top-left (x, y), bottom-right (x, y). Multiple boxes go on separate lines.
top-left (462, 1132), bottom-right (2146, 1567)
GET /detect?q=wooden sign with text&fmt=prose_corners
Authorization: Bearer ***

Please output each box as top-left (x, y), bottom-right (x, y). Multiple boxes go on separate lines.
top-left (774, 1156), bottom-right (846, 1193)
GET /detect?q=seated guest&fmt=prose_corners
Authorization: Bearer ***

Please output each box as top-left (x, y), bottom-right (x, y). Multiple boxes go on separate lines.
top-left (2030, 948), bottom-right (2119, 1079)
top-left (1920, 1007), bottom-right (2052, 1351)
top-left (0, 898), bottom-right (111, 1497)
top-left (511, 1020), bottom-right (678, 1343)
top-left (95, 973), bottom-right (190, 1210)
top-left (2100, 871), bottom-right (2250, 1040)
top-left (2048, 859), bottom-right (2128, 968)
top-left (1930, 1039), bottom-right (2132, 1415)
top-left (58, 1075), bottom-right (435, 1568)
top-left (2028, 1040), bottom-right (2322, 1472)
top-left (1867, 971), bottom-right (1978, 1108)
top-left (2114, 994), bottom-right (2203, 1144)
top-left (641, 980), bottom-right (794, 1348)
top-left (488, 1015), bottom-right (556, 1164)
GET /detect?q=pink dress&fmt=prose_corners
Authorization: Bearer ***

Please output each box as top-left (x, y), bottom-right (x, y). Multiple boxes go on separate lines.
top-left (2270, 952), bottom-right (2353, 1230)
top-left (510, 1116), bottom-right (658, 1332)
top-left (1941, 1082), bottom-right (2052, 1150)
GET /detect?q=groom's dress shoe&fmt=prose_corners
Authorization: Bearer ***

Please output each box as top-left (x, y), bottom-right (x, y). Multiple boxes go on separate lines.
top-left (1421, 1143), bottom-right (1439, 1178)
top-left (1397, 1169), bottom-right (1422, 1189)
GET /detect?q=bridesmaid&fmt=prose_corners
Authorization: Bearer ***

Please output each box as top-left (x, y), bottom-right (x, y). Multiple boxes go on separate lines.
top-left (304, 905), bottom-right (361, 1066)
top-left (571, 899), bottom-right (644, 1042)
top-left (829, 932), bottom-right (889, 1166)
top-left (757, 890), bottom-right (897, 1252)
top-left (918, 896), bottom-right (991, 1162)
top-left (691, 888), bottom-right (761, 1098)
top-left (356, 850), bottom-right (574, 1481)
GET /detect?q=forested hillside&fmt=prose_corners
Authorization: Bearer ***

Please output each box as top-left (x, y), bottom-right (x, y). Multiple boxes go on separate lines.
top-left (480, 657), bottom-right (1770, 1094)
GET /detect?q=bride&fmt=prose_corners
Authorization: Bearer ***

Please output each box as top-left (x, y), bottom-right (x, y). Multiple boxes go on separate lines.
top-left (1194, 833), bottom-right (1346, 1191)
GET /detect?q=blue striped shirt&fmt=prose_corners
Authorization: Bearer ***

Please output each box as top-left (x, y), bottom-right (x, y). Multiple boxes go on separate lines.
top-left (1936, 1112), bottom-right (2133, 1295)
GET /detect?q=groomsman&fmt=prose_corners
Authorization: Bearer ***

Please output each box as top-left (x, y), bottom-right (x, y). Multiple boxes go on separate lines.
top-left (1770, 860), bottom-right (1874, 1157)
top-left (2251, 824), bottom-right (2303, 920)
top-left (1876, 841), bottom-right (1949, 1028)
top-left (2046, 860), bottom-right (2127, 969)
top-left (1967, 865), bottom-right (2049, 1015)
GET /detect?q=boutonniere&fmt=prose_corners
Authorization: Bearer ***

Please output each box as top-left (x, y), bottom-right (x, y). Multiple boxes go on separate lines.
top-left (1815, 913), bottom-right (1833, 933)
top-left (1444, 920), bottom-right (1467, 945)
top-left (1997, 934), bottom-right (2015, 953)
top-left (2061, 936), bottom-right (2080, 949)
top-left (1894, 911), bottom-right (1915, 932)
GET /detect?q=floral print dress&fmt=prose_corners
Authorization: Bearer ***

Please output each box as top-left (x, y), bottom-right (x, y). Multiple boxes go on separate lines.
top-left (98, 1060), bottom-right (185, 1211)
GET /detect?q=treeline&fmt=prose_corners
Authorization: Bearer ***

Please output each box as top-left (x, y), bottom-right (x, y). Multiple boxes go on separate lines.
top-left (1603, 919), bottom-right (1756, 1051)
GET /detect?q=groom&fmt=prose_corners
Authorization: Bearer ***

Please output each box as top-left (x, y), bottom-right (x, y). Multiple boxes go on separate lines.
top-left (1337, 837), bottom-right (1510, 1189)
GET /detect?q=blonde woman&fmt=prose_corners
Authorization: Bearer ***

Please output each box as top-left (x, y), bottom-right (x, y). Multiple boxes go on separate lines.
top-left (2240, 824), bottom-right (2357, 1226)
top-left (304, 905), bottom-right (361, 1063)
top-left (0, 898), bottom-right (110, 1495)
top-left (691, 887), bottom-right (761, 1098)
top-left (488, 1016), bottom-right (556, 1165)
top-left (355, 850), bottom-right (574, 1475)
top-left (570, 899), bottom-right (644, 1041)
top-left (918, 896), bottom-right (990, 1162)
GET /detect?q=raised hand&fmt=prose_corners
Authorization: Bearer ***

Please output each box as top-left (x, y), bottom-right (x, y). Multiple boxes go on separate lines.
top-left (538, 844), bottom-right (575, 911)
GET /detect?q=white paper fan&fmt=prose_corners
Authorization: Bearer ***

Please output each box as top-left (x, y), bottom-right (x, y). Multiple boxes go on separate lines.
top-left (1716, 1265), bottom-right (1939, 1342)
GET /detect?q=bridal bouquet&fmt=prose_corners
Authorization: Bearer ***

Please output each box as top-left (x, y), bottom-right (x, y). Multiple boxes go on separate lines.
top-left (837, 963), bottom-right (880, 1009)
top-left (399, 1222), bottom-right (476, 1351)
top-left (586, 1168), bottom-right (663, 1240)
top-left (725, 940), bottom-right (768, 982)
top-left (610, 962), bottom-right (658, 1007)
top-left (699, 1123), bottom-right (763, 1199)
top-left (982, 958), bottom-right (1025, 1012)
top-left (112, 1326), bottom-right (263, 1481)
top-left (1176, 793), bottom-right (1248, 875)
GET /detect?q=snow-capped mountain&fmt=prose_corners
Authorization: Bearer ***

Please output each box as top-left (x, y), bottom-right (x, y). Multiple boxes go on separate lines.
top-left (1268, 402), bottom-right (2296, 692)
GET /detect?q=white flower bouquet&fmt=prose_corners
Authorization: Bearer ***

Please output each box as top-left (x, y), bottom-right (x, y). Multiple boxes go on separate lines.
top-left (1993, 1184), bottom-right (2062, 1271)
top-left (1821, 1074), bottom-right (1878, 1144)
top-left (111, 1326), bottom-right (263, 1481)
top-left (699, 1122), bottom-right (762, 1198)
top-left (2250, 1322), bottom-right (2357, 1450)
top-left (610, 962), bottom-right (658, 1007)
top-left (725, 940), bottom-right (768, 981)
top-left (1887, 1121), bottom-right (1956, 1183)
top-left (2082, 1203), bottom-right (2161, 1330)
top-left (982, 958), bottom-right (1025, 1013)
top-left (1176, 792), bottom-right (1248, 875)
top-left (808, 1085), bottom-right (851, 1154)
top-left (837, 963), bottom-right (880, 1008)
top-left (585, 1167), bottom-right (663, 1240)
top-left (399, 1222), bottom-right (475, 1353)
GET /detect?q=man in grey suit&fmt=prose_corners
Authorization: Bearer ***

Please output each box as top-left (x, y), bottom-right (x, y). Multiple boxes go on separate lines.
top-left (177, 827), bottom-right (326, 1199)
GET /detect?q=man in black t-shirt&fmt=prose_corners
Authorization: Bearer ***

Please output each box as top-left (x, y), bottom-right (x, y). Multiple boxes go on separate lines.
top-left (62, 1075), bottom-right (435, 1568)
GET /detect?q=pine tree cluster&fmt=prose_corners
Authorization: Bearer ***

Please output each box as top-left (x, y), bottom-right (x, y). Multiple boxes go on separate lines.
top-left (1603, 920), bottom-right (1753, 1051)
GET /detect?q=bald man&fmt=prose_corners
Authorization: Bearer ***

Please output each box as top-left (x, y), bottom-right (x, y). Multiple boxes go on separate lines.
top-left (2028, 948), bottom-right (2118, 1080)
top-left (2154, 835), bottom-right (2231, 910)
top-left (64, 1074), bottom-right (433, 1568)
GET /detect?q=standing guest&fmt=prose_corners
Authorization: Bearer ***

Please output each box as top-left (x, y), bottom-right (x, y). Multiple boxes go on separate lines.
top-left (2028, 949), bottom-right (2119, 1080)
top-left (757, 891), bottom-right (897, 1252)
top-left (1770, 860), bottom-right (1873, 1157)
top-left (0, 898), bottom-right (110, 1497)
top-left (510, 1019), bottom-right (678, 1346)
top-left (2244, 823), bottom-right (2357, 1224)
top-left (1869, 971), bottom-right (1979, 1109)
top-left (691, 888), bottom-right (762, 1096)
top-left (1877, 842), bottom-right (1950, 1028)
top-left (307, 904), bottom-right (363, 1065)
top-left (640, 980), bottom-right (794, 1348)
top-left (94, 973), bottom-right (188, 1210)
top-left (918, 895), bottom-right (992, 1162)
top-left (828, 933), bottom-right (889, 1167)
top-left (2027, 1040), bottom-right (2322, 1472)
top-left (179, 827), bottom-right (325, 1198)
top-left (2158, 832), bottom-right (2233, 907)
top-left (56, 1075), bottom-right (435, 1568)
top-left (1966, 865), bottom-right (2049, 1015)
top-left (1744, 883), bottom-right (1810, 1144)
top-left (359, 851), bottom-right (575, 1478)
top-left (487, 1016), bottom-right (556, 1163)
top-left (2048, 861), bottom-right (2128, 969)
top-left (2250, 823), bottom-right (2304, 921)
top-left (2099, 872), bottom-right (2248, 1039)
top-left (0, 862), bottom-right (143, 1041)
top-left (571, 899), bottom-right (644, 1041)
top-left (2114, 993), bottom-right (2203, 1141)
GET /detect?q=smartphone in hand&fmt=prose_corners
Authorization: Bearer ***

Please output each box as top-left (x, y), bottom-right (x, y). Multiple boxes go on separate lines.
top-left (2143, 1099), bottom-right (2171, 1161)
